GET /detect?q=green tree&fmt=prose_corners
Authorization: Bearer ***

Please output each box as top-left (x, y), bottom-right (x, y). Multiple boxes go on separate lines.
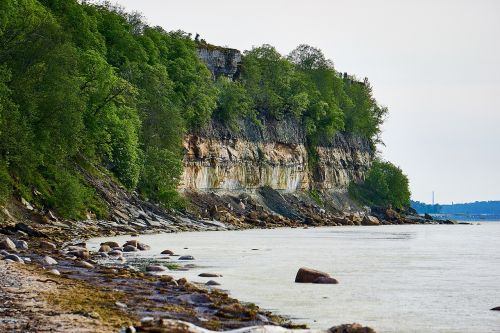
top-left (214, 76), bottom-right (255, 131)
top-left (350, 160), bottom-right (411, 209)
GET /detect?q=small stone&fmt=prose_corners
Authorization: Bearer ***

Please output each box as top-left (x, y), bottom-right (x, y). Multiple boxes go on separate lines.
top-left (39, 241), bottom-right (57, 251)
top-left (205, 280), bottom-right (221, 286)
top-left (125, 326), bottom-right (136, 333)
top-left (0, 237), bottom-right (16, 252)
top-left (86, 311), bottom-right (100, 319)
top-left (198, 273), bottom-right (222, 277)
top-left (41, 255), bottom-right (58, 266)
top-left (21, 197), bottom-right (34, 211)
top-left (123, 245), bottom-right (138, 252)
top-left (48, 269), bottom-right (60, 276)
top-left (99, 252), bottom-right (109, 258)
top-left (23, 257), bottom-right (31, 263)
top-left (0, 250), bottom-right (10, 256)
top-left (77, 261), bottom-right (94, 269)
top-left (178, 255), bottom-right (195, 261)
top-left (140, 316), bottom-right (155, 327)
top-left (146, 265), bottom-right (166, 272)
top-left (15, 240), bottom-right (28, 250)
top-left (4, 254), bottom-right (24, 263)
top-left (98, 245), bottom-right (111, 252)
top-left (161, 249), bottom-right (174, 255)
top-left (115, 301), bottom-right (127, 308)
top-left (108, 250), bottom-right (122, 256)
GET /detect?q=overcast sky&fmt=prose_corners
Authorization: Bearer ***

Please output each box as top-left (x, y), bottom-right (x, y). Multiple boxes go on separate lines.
top-left (111, 0), bottom-right (500, 204)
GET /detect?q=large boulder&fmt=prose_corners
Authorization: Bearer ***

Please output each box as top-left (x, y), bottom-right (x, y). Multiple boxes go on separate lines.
top-left (0, 237), bottom-right (16, 252)
top-left (362, 215), bottom-right (380, 226)
top-left (295, 267), bottom-right (338, 284)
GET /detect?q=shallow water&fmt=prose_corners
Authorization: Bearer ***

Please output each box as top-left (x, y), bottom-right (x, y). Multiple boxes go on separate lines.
top-left (89, 223), bottom-right (500, 333)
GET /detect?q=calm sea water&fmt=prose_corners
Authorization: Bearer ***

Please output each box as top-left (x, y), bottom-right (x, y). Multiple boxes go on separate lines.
top-left (89, 223), bottom-right (500, 333)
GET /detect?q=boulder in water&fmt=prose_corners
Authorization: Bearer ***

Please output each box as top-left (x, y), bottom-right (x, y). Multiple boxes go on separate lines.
top-left (295, 267), bottom-right (338, 284)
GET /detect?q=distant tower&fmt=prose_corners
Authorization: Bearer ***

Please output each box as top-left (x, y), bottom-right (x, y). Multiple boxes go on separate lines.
top-left (432, 191), bottom-right (435, 205)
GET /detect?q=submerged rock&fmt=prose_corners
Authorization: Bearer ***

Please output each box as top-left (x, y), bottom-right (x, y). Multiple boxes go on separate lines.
top-left (328, 323), bottom-right (376, 333)
top-left (123, 245), bottom-right (138, 252)
top-left (295, 267), bottom-right (338, 284)
top-left (178, 255), bottom-right (195, 261)
top-left (205, 280), bottom-right (221, 286)
top-left (146, 265), bottom-right (167, 272)
top-left (198, 273), bottom-right (222, 277)
top-left (108, 250), bottom-right (122, 256)
top-left (137, 243), bottom-right (150, 251)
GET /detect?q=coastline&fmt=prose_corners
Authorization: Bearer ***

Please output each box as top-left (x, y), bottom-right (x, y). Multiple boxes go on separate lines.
top-left (0, 195), bottom-right (448, 332)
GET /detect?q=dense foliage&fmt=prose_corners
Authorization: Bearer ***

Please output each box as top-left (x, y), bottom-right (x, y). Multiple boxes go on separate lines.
top-left (214, 44), bottom-right (387, 145)
top-left (350, 160), bottom-right (411, 209)
top-left (0, 0), bottom-right (392, 218)
top-left (0, 0), bottom-right (215, 217)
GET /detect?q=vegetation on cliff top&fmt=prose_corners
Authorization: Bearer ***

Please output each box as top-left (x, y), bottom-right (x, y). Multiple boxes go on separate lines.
top-left (0, 0), bottom-right (400, 217)
top-left (215, 44), bottom-right (387, 147)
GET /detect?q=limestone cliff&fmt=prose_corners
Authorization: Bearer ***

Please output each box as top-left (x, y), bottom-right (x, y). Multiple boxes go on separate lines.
top-left (186, 45), bottom-right (374, 214)
top-left (180, 117), bottom-right (373, 194)
top-left (197, 46), bottom-right (241, 80)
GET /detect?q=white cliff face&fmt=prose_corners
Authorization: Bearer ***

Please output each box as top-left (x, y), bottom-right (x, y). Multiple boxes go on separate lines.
top-left (181, 135), bottom-right (309, 191)
top-left (180, 132), bottom-right (372, 193)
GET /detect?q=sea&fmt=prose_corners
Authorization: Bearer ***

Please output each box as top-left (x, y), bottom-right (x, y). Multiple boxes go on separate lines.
top-left (89, 222), bottom-right (500, 333)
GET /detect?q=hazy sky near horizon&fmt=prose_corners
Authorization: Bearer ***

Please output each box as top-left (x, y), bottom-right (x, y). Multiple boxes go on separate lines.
top-left (111, 0), bottom-right (500, 204)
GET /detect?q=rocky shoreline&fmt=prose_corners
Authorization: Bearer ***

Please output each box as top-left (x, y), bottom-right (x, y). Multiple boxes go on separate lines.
top-left (0, 171), bottom-right (453, 333)
top-left (0, 202), bottom-right (380, 333)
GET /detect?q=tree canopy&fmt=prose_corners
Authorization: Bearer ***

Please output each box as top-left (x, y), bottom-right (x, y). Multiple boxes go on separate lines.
top-left (0, 0), bottom-right (393, 218)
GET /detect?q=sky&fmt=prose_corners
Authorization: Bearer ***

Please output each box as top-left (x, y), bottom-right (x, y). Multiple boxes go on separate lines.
top-left (110, 0), bottom-right (500, 204)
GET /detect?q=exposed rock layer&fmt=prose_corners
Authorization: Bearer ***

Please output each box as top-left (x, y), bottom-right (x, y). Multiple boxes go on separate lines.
top-left (181, 117), bottom-right (373, 193)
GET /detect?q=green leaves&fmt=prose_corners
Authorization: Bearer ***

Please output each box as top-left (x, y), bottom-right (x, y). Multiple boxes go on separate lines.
top-left (350, 160), bottom-right (411, 209)
top-left (214, 77), bottom-right (255, 132)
